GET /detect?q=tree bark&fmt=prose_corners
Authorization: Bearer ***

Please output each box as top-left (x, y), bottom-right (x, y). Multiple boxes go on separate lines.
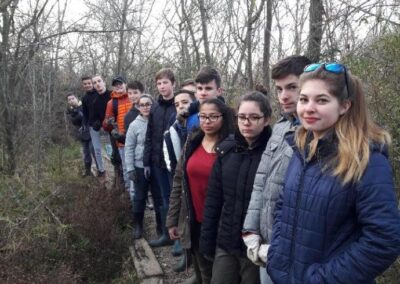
top-left (198, 0), bottom-right (211, 65)
top-left (263, 0), bottom-right (273, 90)
top-left (307, 0), bottom-right (324, 62)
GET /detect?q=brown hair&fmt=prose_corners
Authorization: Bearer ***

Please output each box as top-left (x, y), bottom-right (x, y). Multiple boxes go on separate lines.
top-left (296, 66), bottom-right (391, 184)
top-left (155, 68), bottom-right (175, 84)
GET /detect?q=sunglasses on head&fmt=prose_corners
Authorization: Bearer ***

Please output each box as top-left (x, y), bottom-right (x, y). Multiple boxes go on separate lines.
top-left (304, 63), bottom-right (351, 99)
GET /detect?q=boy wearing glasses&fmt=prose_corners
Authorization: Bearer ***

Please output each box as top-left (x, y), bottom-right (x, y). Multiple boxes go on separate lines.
top-left (143, 68), bottom-right (177, 247)
top-left (242, 55), bottom-right (311, 283)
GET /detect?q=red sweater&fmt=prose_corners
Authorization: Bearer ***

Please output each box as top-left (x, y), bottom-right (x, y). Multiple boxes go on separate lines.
top-left (186, 145), bottom-right (217, 223)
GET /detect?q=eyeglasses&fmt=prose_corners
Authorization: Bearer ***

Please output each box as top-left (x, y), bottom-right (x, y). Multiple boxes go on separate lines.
top-left (304, 63), bottom-right (351, 98)
top-left (139, 103), bottom-right (152, 108)
top-left (198, 114), bottom-right (223, 122)
top-left (236, 114), bottom-right (264, 124)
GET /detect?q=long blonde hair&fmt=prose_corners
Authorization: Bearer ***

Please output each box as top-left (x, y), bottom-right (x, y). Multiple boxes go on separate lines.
top-left (296, 65), bottom-right (391, 184)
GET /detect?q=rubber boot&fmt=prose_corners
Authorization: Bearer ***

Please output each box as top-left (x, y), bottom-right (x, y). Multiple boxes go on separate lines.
top-left (133, 212), bottom-right (144, 239)
top-left (172, 239), bottom-right (183, 256)
top-left (149, 207), bottom-right (173, 247)
top-left (173, 251), bottom-right (191, 272)
top-left (155, 211), bottom-right (162, 237)
top-left (83, 164), bottom-right (92, 177)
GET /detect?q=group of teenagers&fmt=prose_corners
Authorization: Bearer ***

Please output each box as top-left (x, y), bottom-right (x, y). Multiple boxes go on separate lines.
top-left (66, 55), bottom-right (400, 284)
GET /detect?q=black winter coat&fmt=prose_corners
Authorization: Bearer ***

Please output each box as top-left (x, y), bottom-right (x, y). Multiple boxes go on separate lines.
top-left (66, 105), bottom-right (91, 141)
top-left (124, 106), bottom-right (140, 132)
top-left (82, 90), bottom-right (111, 130)
top-left (143, 95), bottom-right (176, 168)
top-left (200, 126), bottom-right (272, 257)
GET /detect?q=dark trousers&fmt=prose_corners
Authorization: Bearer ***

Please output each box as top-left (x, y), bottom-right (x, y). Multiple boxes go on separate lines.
top-left (211, 248), bottom-right (260, 284)
top-left (191, 221), bottom-right (213, 284)
top-left (81, 139), bottom-right (94, 168)
top-left (151, 166), bottom-right (172, 208)
top-left (133, 167), bottom-right (163, 214)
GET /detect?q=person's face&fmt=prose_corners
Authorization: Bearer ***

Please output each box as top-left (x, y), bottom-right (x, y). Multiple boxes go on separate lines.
top-left (92, 76), bottom-right (106, 94)
top-left (174, 93), bottom-right (193, 115)
top-left (196, 80), bottom-right (222, 103)
top-left (298, 79), bottom-right (350, 139)
top-left (199, 103), bottom-right (223, 137)
top-left (237, 101), bottom-right (269, 145)
top-left (67, 95), bottom-right (79, 107)
top-left (275, 74), bottom-right (300, 114)
top-left (127, 88), bottom-right (142, 104)
top-left (156, 77), bottom-right (175, 99)
top-left (138, 97), bottom-right (153, 117)
top-left (112, 82), bottom-right (127, 94)
top-left (81, 79), bottom-right (93, 92)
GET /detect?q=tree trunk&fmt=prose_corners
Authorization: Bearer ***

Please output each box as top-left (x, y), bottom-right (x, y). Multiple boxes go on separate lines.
top-left (307, 0), bottom-right (324, 62)
top-left (198, 0), bottom-right (211, 65)
top-left (116, 0), bottom-right (129, 74)
top-left (263, 0), bottom-right (273, 90)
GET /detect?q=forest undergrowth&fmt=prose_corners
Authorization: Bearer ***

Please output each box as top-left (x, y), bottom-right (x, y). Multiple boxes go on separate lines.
top-left (0, 144), bottom-right (138, 283)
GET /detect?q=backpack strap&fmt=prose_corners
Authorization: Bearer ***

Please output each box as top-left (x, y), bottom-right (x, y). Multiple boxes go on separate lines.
top-left (112, 98), bottom-right (118, 120)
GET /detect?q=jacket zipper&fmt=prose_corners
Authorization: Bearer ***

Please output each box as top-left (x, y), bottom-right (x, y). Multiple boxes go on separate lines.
top-left (288, 157), bottom-right (307, 283)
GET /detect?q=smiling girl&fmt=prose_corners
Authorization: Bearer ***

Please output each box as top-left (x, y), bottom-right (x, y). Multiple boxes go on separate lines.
top-left (267, 63), bottom-right (400, 283)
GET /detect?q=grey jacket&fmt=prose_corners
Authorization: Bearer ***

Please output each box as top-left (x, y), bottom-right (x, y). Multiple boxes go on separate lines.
top-left (242, 116), bottom-right (295, 243)
top-left (125, 115), bottom-right (148, 171)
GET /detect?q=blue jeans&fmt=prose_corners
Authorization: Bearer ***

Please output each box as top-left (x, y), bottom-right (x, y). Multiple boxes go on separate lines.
top-left (133, 167), bottom-right (163, 214)
top-left (260, 267), bottom-right (273, 284)
top-left (89, 127), bottom-right (104, 172)
top-left (118, 147), bottom-right (129, 189)
top-left (151, 166), bottom-right (172, 208)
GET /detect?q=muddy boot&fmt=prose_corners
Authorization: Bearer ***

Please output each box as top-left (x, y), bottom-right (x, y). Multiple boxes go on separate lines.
top-left (149, 207), bottom-right (173, 247)
top-left (133, 212), bottom-right (144, 239)
top-left (172, 239), bottom-right (183, 256)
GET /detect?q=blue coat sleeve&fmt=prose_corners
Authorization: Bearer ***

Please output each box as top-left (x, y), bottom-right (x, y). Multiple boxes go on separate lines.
top-left (304, 154), bottom-right (400, 284)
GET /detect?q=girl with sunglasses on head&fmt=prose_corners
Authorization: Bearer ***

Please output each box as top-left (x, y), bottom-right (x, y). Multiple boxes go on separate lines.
top-left (267, 63), bottom-right (400, 283)
top-left (166, 98), bottom-right (235, 284)
top-left (199, 91), bottom-right (272, 284)
top-left (125, 94), bottom-right (161, 239)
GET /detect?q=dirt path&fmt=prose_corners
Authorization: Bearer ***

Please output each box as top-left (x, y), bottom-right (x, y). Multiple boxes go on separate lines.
top-left (102, 156), bottom-right (194, 283)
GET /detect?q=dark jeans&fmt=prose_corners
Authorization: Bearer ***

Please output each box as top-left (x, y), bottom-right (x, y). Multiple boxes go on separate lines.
top-left (210, 247), bottom-right (260, 284)
top-left (191, 221), bottom-right (213, 284)
top-left (81, 139), bottom-right (95, 168)
top-left (133, 167), bottom-right (163, 214)
top-left (151, 166), bottom-right (172, 208)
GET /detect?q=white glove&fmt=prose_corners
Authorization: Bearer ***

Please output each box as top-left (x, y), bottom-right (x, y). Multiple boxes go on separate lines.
top-left (258, 244), bottom-right (270, 264)
top-left (243, 234), bottom-right (262, 265)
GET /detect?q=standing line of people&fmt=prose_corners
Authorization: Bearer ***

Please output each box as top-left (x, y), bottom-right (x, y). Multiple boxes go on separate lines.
top-left (65, 59), bottom-right (400, 284)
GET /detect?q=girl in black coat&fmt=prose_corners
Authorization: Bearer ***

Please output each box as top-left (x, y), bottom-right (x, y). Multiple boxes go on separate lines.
top-left (200, 91), bottom-right (272, 284)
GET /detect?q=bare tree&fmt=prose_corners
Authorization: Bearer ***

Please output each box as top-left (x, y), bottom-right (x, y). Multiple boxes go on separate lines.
top-left (307, 0), bottom-right (324, 62)
top-left (263, 0), bottom-right (273, 89)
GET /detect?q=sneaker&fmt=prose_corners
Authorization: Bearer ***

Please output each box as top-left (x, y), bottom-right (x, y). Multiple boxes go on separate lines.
top-left (97, 170), bottom-right (106, 177)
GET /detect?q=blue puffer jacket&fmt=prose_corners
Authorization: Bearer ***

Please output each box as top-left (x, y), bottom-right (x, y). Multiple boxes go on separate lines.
top-left (267, 132), bottom-right (400, 284)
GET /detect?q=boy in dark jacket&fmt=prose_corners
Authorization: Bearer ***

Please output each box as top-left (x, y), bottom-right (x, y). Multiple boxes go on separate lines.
top-left (66, 93), bottom-right (94, 176)
top-left (82, 75), bottom-right (112, 177)
top-left (143, 68), bottom-right (176, 247)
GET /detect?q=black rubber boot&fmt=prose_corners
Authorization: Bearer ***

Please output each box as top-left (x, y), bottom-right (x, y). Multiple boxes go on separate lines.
top-left (155, 211), bottom-right (162, 236)
top-left (149, 207), bottom-right (173, 247)
top-left (133, 212), bottom-right (144, 239)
